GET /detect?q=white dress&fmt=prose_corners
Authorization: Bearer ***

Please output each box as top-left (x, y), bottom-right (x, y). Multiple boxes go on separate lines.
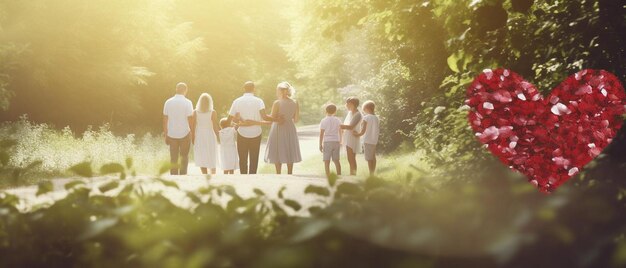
top-left (194, 111), bottom-right (218, 168)
top-left (342, 111), bottom-right (362, 153)
top-left (219, 127), bottom-right (239, 170)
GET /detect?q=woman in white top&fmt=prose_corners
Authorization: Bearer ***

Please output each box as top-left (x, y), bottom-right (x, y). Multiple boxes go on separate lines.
top-left (193, 93), bottom-right (220, 175)
top-left (340, 97), bottom-right (362, 175)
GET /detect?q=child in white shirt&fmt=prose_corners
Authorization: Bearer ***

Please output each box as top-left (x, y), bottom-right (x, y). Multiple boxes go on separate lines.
top-left (353, 101), bottom-right (380, 175)
top-left (219, 118), bottom-right (239, 174)
top-left (319, 104), bottom-right (343, 177)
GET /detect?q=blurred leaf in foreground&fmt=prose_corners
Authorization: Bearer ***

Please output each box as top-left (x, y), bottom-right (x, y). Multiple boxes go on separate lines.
top-left (98, 181), bottom-right (119, 193)
top-left (69, 162), bottom-right (93, 177)
top-left (100, 163), bottom-right (125, 175)
top-left (36, 181), bottom-right (53, 196)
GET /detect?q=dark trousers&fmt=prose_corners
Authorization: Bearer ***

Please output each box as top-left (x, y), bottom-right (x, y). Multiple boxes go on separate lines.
top-left (237, 134), bottom-right (262, 174)
top-left (168, 134), bottom-right (191, 175)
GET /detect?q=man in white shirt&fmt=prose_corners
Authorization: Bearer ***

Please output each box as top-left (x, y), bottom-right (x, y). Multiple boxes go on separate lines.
top-left (227, 81), bottom-right (276, 174)
top-left (163, 82), bottom-right (194, 175)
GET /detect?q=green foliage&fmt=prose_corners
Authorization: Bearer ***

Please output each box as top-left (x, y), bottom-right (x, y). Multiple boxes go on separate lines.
top-left (326, 173), bottom-right (338, 187)
top-left (0, 43), bottom-right (24, 111)
top-left (70, 162), bottom-right (94, 178)
top-left (283, 199), bottom-right (302, 212)
top-left (1, 160), bottom-right (625, 267)
top-left (304, 185), bottom-right (330, 197)
top-left (98, 181), bottom-right (119, 193)
top-left (100, 163), bottom-right (125, 177)
top-left (287, 0), bottom-right (448, 150)
top-left (408, 0), bottom-right (626, 180)
top-left (0, 0), bottom-right (296, 130)
top-left (0, 137), bottom-right (42, 186)
top-left (156, 178), bottom-right (179, 190)
top-left (0, 118), bottom-right (167, 183)
top-left (296, 0), bottom-right (625, 179)
top-left (64, 180), bottom-right (85, 191)
top-left (36, 181), bottom-right (53, 196)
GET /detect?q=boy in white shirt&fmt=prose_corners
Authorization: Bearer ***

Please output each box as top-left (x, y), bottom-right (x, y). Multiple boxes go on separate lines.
top-left (353, 101), bottom-right (380, 175)
top-left (319, 104), bottom-right (342, 177)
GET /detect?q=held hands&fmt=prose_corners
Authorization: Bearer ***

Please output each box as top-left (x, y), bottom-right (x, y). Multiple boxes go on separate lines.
top-left (233, 121), bottom-right (247, 127)
top-left (276, 114), bottom-right (285, 125)
top-left (232, 113), bottom-right (244, 127)
top-left (238, 119), bottom-right (257, 127)
top-left (352, 130), bottom-right (360, 136)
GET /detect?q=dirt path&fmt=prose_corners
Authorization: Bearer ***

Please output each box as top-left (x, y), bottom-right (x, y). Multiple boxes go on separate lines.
top-left (187, 124), bottom-right (321, 175)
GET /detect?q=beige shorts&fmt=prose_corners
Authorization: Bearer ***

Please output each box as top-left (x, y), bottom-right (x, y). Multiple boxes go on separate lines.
top-left (323, 141), bottom-right (340, 161)
top-left (364, 143), bottom-right (377, 161)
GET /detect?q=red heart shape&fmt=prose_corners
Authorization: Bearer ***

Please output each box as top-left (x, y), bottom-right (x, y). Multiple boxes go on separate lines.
top-left (466, 69), bottom-right (626, 192)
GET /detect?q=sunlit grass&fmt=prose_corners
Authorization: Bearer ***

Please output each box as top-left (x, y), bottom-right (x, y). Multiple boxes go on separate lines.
top-left (0, 117), bottom-right (169, 187)
top-left (2, 117), bottom-right (434, 190)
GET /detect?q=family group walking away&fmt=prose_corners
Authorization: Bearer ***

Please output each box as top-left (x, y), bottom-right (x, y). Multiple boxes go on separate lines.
top-left (162, 81), bottom-right (380, 178)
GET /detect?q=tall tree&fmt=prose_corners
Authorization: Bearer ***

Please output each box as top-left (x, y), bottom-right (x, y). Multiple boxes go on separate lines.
top-left (0, 0), bottom-right (296, 131)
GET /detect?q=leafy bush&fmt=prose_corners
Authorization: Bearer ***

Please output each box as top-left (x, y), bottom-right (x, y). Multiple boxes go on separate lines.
top-left (0, 117), bottom-right (168, 184)
top-left (0, 0), bottom-right (297, 130)
top-left (286, 1), bottom-right (449, 151)
top-left (288, 0), bottom-right (626, 181)
top-left (1, 160), bottom-right (626, 267)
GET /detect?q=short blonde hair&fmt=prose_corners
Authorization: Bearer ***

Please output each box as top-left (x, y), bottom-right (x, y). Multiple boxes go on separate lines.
top-left (363, 100), bottom-right (375, 113)
top-left (277, 82), bottom-right (295, 97)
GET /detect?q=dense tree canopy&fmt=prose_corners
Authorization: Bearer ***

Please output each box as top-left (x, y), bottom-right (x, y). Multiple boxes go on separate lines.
top-left (0, 0), bottom-right (295, 131)
top-left (286, 0), bottom-right (626, 162)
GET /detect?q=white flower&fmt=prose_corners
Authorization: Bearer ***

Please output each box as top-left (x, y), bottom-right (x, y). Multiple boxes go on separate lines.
top-left (551, 103), bottom-right (571, 116)
top-left (483, 102), bottom-right (494, 110)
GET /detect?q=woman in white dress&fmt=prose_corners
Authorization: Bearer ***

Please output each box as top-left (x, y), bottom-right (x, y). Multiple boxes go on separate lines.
top-left (193, 93), bottom-right (220, 175)
top-left (340, 97), bottom-right (362, 175)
